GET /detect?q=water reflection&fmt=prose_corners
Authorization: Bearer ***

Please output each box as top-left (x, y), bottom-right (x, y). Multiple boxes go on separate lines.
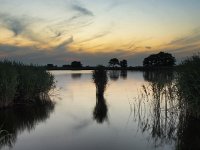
top-left (134, 70), bottom-right (178, 147)
top-left (109, 70), bottom-right (128, 81)
top-left (1, 70), bottom-right (199, 150)
top-left (92, 69), bottom-right (108, 123)
top-left (71, 73), bottom-right (82, 80)
top-left (134, 70), bottom-right (200, 149)
top-left (143, 70), bottom-right (174, 83)
top-left (120, 70), bottom-right (128, 79)
top-left (109, 71), bottom-right (120, 81)
top-left (0, 100), bottom-right (55, 149)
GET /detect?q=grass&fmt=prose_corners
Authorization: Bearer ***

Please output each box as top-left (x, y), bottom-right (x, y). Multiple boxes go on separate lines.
top-left (0, 61), bottom-right (55, 108)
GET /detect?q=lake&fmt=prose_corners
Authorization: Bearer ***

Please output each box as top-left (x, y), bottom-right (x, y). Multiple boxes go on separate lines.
top-left (0, 70), bottom-right (199, 150)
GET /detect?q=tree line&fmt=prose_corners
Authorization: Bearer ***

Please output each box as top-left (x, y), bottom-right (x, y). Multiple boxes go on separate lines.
top-left (47, 51), bottom-right (176, 69)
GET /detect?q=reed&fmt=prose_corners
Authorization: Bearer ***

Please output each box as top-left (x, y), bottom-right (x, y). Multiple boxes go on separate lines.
top-left (0, 61), bottom-right (54, 108)
top-left (177, 55), bottom-right (200, 114)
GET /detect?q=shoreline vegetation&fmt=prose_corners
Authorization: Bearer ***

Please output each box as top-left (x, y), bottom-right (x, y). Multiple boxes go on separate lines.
top-left (46, 65), bottom-right (176, 71)
top-left (0, 61), bottom-right (55, 109)
top-left (46, 52), bottom-right (176, 71)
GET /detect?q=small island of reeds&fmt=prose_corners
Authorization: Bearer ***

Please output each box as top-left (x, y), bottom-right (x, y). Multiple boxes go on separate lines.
top-left (0, 61), bottom-right (55, 108)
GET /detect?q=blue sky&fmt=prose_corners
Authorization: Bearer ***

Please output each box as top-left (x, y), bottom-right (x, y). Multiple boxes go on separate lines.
top-left (0, 0), bottom-right (200, 65)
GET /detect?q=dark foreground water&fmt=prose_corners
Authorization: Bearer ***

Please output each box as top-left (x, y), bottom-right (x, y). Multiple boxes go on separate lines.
top-left (0, 70), bottom-right (199, 150)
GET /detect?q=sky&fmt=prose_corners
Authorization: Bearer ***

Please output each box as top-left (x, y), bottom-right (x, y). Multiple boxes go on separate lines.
top-left (0, 0), bottom-right (200, 66)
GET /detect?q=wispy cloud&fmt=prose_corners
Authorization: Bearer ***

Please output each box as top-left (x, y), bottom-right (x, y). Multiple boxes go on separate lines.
top-left (167, 28), bottom-right (200, 46)
top-left (145, 46), bottom-right (152, 49)
top-left (0, 13), bottom-right (29, 36)
top-left (56, 36), bottom-right (74, 50)
top-left (0, 12), bottom-right (49, 45)
top-left (78, 31), bottom-right (110, 44)
top-left (71, 4), bottom-right (94, 16)
top-left (157, 28), bottom-right (200, 58)
top-left (0, 42), bottom-right (147, 66)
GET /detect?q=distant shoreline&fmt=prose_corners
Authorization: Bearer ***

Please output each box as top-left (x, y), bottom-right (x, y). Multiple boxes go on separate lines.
top-left (46, 66), bottom-right (176, 71)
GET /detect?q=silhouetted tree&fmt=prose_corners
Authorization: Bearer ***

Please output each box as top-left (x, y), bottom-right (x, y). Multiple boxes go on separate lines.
top-left (96, 65), bottom-right (105, 68)
top-left (143, 52), bottom-right (176, 67)
top-left (109, 58), bottom-right (119, 67)
top-left (120, 60), bottom-right (128, 68)
top-left (71, 61), bottom-right (82, 68)
top-left (47, 64), bottom-right (54, 68)
top-left (62, 65), bottom-right (70, 68)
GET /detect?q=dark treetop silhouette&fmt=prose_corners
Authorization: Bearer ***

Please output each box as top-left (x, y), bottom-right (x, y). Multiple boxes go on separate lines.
top-left (120, 60), bottom-right (128, 68)
top-left (108, 58), bottom-right (120, 67)
top-left (143, 52), bottom-right (176, 67)
top-left (71, 61), bottom-right (82, 68)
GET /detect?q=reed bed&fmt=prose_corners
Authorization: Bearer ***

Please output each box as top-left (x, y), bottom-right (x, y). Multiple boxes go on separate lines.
top-left (0, 61), bottom-right (54, 108)
top-left (177, 55), bottom-right (200, 116)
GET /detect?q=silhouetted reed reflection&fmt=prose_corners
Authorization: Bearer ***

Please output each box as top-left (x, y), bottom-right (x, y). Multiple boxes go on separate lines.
top-left (109, 70), bottom-right (120, 81)
top-left (143, 69), bottom-right (174, 83)
top-left (108, 70), bottom-right (127, 81)
top-left (0, 100), bottom-right (55, 149)
top-left (136, 70), bottom-right (177, 147)
top-left (133, 70), bottom-right (200, 149)
top-left (92, 69), bottom-right (108, 123)
top-left (120, 70), bottom-right (128, 79)
top-left (71, 73), bottom-right (82, 80)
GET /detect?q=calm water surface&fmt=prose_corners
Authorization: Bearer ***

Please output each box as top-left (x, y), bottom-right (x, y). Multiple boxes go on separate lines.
top-left (0, 70), bottom-right (199, 150)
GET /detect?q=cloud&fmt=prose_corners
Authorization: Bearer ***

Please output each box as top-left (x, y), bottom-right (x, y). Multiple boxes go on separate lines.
top-left (0, 12), bottom-right (49, 46)
top-left (56, 36), bottom-right (74, 50)
top-left (158, 28), bottom-right (200, 61)
top-left (72, 4), bottom-right (94, 16)
top-left (0, 42), bottom-right (147, 66)
top-left (145, 46), bottom-right (152, 49)
top-left (78, 31), bottom-right (110, 44)
top-left (168, 28), bottom-right (200, 46)
top-left (0, 13), bottom-right (36, 37)
top-left (50, 30), bottom-right (64, 38)
top-left (1, 26), bottom-right (199, 66)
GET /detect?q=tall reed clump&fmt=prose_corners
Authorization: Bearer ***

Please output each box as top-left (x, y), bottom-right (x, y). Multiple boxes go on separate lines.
top-left (177, 55), bottom-right (200, 116)
top-left (0, 61), bottom-right (55, 108)
top-left (0, 61), bottom-right (18, 107)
